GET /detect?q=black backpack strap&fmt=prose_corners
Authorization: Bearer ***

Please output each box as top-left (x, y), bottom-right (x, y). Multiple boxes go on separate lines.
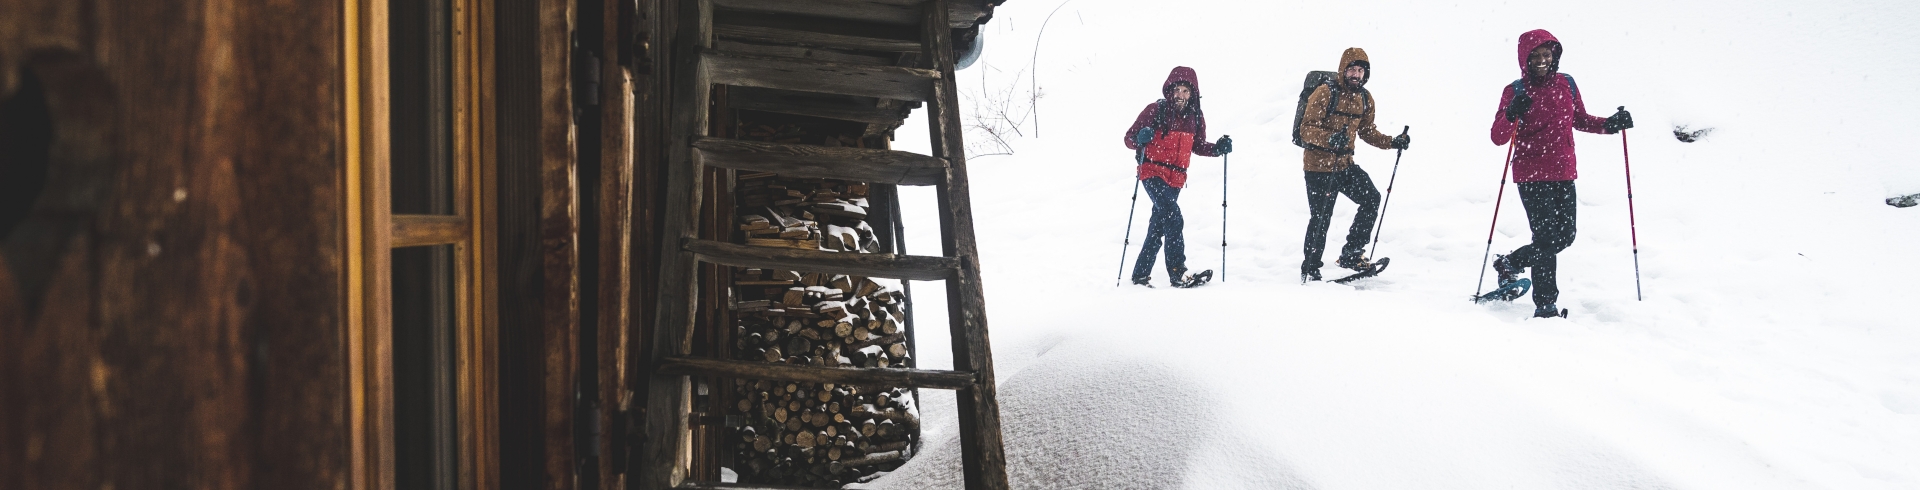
top-left (1561, 73), bottom-right (1580, 99)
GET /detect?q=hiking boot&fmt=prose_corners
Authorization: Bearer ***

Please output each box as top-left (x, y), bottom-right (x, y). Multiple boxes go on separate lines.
top-left (1131, 276), bottom-right (1154, 288)
top-left (1300, 267), bottom-right (1322, 283)
top-left (1493, 254), bottom-right (1523, 285)
top-left (1533, 304), bottom-right (1567, 318)
top-left (1336, 255), bottom-right (1372, 272)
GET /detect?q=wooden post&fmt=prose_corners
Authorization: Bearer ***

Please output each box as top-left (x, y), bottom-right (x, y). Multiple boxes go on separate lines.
top-left (639, 0), bottom-right (712, 487)
top-left (597, 0), bottom-right (638, 485)
top-left (921, 2), bottom-right (1010, 489)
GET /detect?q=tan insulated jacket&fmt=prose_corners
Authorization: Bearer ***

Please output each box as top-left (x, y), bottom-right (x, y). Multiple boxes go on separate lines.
top-left (1299, 48), bottom-right (1393, 172)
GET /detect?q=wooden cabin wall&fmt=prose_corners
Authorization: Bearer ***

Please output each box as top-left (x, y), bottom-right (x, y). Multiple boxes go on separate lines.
top-left (494, 0), bottom-right (583, 488)
top-left (0, 0), bottom-right (349, 488)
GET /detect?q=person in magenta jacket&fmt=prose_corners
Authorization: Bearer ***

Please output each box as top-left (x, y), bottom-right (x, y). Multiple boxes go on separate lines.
top-left (1489, 29), bottom-right (1633, 317)
top-left (1122, 66), bottom-right (1232, 287)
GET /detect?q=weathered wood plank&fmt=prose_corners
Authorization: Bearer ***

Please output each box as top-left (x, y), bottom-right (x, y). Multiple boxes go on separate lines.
top-left (640, 0), bottom-right (714, 487)
top-left (921, 2), bottom-right (1010, 489)
top-left (712, 0), bottom-right (989, 28)
top-left (678, 482), bottom-right (829, 490)
top-left (693, 137), bottom-right (945, 186)
top-left (596, 0), bottom-right (637, 485)
top-left (715, 24), bottom-right (921, 52)
top-left (684, 238), bottom-right (956, 281)
top-left (728, 87), bottom-right (907, 126)
top-left (713, 0), bottom-right (921, 25)
top-left (703, 49), bottom-right (939, 102)
top-left (391, 214), bottom-right (470, 247)
top-left (714, 40), bottom-right (896, 66)
top-left (656, 357), bottom-right (975, 391)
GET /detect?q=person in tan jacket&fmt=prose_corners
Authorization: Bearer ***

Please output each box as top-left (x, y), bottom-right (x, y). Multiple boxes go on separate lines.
top-left (1297, 47), bottom-right (1409, 281)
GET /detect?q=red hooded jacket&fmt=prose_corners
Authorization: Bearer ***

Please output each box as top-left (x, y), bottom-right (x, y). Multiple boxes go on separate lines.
top-left (1123, 66), bottom-right (1222, 188)
top-left (1488, 30), bottom-right (1610, 183)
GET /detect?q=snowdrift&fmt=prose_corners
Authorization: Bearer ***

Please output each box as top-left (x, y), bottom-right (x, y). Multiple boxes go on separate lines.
top-left (842, 1), bottom-right (1920, 488)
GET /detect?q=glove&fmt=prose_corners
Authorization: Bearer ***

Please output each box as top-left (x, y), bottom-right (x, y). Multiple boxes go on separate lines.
top-left (1390, 133), bottom-right (1410, 150)
top-left (1328, 131), bottom-right (1352, 151)
top-left (1604, 107), bottom-right (1634, 133)
top-left (1214, 135), bottom-right (1233, 154)
top-left (1504, 90), bottom-right (1532, 122)
top-left (1133, 127), bottom-right (1154, 147)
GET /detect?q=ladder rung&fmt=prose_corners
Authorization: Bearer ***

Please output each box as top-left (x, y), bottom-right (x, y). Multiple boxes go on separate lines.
top-left (729, 87), bottom-right (907, 126)
top-left (680, 482), bottom-right (825, 490)
top-left (713, 0), bottom-right (989, 28)
top-left (658, 356), bottom-right (976, 391)
top-left (693, 137), bottom-right (946, 186)
top-left (716, 24), bottom-right (922, 53)
top-left (684, 238), bottom-right (955, 281)
top-left (703, 49), bottom-right (939, 102)
top-left (714, 0), bottom-right (921, 25)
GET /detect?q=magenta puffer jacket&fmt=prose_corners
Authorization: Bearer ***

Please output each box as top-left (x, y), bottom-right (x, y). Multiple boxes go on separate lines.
top-left (1488, 29), bottom-right (1610, 183)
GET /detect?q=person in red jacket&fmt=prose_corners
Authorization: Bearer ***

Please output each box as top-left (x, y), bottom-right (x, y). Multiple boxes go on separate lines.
top-left (1488, 29), bottom-right (1632, 317)
top-left (1122, 66), bottom-right (1232, 287)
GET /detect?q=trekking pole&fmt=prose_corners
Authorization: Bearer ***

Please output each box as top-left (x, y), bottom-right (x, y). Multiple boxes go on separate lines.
top-left (1475, 133), bottom-right (1520, 298)
top-left (1221, 142), bottom-right (1229, 282)
top-left (1368, 126), bottom-right (1410, 260)
top-left (1620, 110), bottom-right (1643, 301)
top-left (1114, 178), bottom-right (1144, 287)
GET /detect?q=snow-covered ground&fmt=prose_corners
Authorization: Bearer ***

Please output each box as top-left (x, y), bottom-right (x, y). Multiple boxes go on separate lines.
top-left (848, 1), bottom-right (1920, 488)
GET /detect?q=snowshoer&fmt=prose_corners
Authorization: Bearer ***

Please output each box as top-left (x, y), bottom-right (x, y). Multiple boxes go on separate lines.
top-left (1487, 29), bottom-right (1634, 317)
top-left (1123, 66), bottom-right (1231, 288)
top-left (1296, 48), bottom-right (1409, 282)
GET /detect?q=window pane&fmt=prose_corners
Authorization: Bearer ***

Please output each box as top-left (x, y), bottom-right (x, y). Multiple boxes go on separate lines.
top-left (390, 0), bottom-right (455, 215)
top-left (393, 244), bottom-right (458, 489)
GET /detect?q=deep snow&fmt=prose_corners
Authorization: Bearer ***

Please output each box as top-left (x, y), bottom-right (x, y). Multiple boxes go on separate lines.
top-left (835, 1), bottom-right (1919, 488)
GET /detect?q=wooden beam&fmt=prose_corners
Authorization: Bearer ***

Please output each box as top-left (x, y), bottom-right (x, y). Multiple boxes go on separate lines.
top-left (692, 137), bottom-right (946, 186)
top-left (596, 0), bottom-right (638, 486)
top-left (922, 2), bottom-right (1010, 489)
top-left (715, 24), bottom-right (922, 52)
top-left (678, 482), bottom-right (829, 490)
top-left (656, 356), bottom-right (975, 391)
top-left (728, 87), bottom-right (906, 126)
top-left (702, 49), bottom-right (939, 102)
top-left (712, 0), bottom-right (920, 25)
top-left (391, 214), bottom-right (470, 247)
top-left (715, 40), bottom-right (896, 66)
top-left (683, 238), bottom-right (955, 281)
top-left (640, 0), bottom-right (713, 487)
top-left (712, 0), bottom-right (990, 28)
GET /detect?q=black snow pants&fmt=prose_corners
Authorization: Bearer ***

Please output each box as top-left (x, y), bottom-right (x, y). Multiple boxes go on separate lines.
top-left (1508, 180), bottom-right (1578, 307)
top-left (1132, 177), bottom-right (1186, 282)
top-left (1302, 165), bottom-right (1380, 271)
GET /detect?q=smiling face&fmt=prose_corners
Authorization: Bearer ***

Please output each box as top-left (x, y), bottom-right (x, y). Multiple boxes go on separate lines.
top-left (1170, 83), bottom-right (1192, 109)
top-left (1343, 64), bottom-right (1367, 87)
top-left (1528, 44), bottom-right (1557, 78)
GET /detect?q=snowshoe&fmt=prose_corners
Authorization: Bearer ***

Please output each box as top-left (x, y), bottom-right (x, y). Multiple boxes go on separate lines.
top-left (1532, 306), bottom-right (1569, 319)
top-left (1471, 278), bottom-right (1531, 303)
top-left (1131, 276), bottom-right (1154, 288)
top-left (1172, 270), bottom-right (1213, 289)
top-left (1300, 267), bottom-right (1322, 283)
top-left (1330, 257), bottom-right (1390, 284)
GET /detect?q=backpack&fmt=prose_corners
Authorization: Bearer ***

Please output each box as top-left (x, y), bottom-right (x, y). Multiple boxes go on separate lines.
top-left (1291, 71), bottom-right (1373, 149)
top-left (1510, 73), bottom-right (1579, 102)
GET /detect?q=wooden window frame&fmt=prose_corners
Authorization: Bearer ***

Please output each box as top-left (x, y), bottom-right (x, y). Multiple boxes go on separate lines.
top-left (347, 0), bottom-right (498, 488)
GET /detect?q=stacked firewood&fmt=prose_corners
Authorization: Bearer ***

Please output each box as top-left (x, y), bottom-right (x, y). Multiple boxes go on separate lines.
top-left (735, 173), bottom-right (880, 253)
top-left (727, 379), bottom-right (919, 486)
top-left (726, 120), bottom-right (918, 484)
top-left (727, 269), bottom-right (919, 486)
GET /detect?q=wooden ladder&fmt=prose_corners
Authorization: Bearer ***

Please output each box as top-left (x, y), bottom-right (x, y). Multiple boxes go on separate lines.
top-left (638, 0), bottom-right (1010, 488)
